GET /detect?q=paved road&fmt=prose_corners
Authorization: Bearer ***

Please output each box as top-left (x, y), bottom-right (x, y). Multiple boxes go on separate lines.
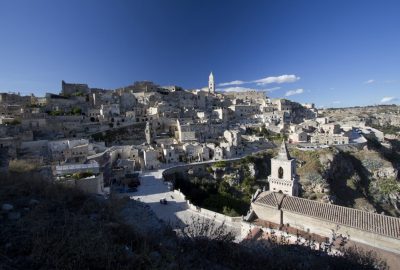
top-left (128, 169), bottom-right (191, 228)
top-left (125, 168), bottom-right (242, 237)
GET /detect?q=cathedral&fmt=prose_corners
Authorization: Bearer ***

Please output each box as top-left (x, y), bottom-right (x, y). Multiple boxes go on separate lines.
top-left (267, 141), bottom-right (299, 196)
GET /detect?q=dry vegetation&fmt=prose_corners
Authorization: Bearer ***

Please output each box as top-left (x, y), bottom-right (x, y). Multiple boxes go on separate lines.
top-left (0, 173), bottom-right (388, 269)
top-left (8, 159), bottom-right (40, 173)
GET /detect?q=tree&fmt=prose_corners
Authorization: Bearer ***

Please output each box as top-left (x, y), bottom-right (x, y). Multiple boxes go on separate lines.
top-left (179, 215), bottom-right (235, 242)
top-left (218, 181), bottom-right (230, 195)
top-left (70, 107), bottom-right (82, 115)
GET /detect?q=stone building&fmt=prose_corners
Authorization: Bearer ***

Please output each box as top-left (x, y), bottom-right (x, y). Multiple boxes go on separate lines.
top-left (176, 119), bottom-right (196, 142)
top-left (145, 121), bottom-right (156, 145)
top-left (289, 130), bottom-right (308, 143)
top-left (223, 129), bottom-right (242, 147)
top-left (61, 80), bottom-right (90, 96)
top-left (267, 141), bottom-right (299, 196)
top-left (310, 133), bottom-right (349, 145)
top-left (54, 162), bottom-right (104, 194)
top-left (143, 148), bottom-right (160, 170)
top-left (251, 192), bottom-right (400, 254)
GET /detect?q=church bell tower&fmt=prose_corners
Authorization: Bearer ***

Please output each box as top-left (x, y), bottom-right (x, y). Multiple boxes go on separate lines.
top-left (268, 141), bottom-right (299, 196)
top-left (208, 72), bottom-right (215, 94)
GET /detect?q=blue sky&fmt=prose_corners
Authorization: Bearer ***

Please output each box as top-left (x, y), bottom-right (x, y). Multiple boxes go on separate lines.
top-left (0, 0), bottom-right (399, 107)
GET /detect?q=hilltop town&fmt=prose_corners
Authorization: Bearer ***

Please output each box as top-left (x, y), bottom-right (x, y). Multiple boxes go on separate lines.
top-left (1, 74), bottom-right (400, 267)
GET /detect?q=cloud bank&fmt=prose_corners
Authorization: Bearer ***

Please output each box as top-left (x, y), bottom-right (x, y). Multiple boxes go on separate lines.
top-left (254, 75), bottom-right (300, 85)
top-left (380, 96), bottom-right (397, 103)
top-left (218, 74), bottom-right (300, 87)
top-left (285, 88), bottom-right (304, 96)
top-left (218, 80), bottom-right (246, 87)
top-left (265, 87), bottom-right (281, 92)
top-left (364, 79), bottom-right (375, 84)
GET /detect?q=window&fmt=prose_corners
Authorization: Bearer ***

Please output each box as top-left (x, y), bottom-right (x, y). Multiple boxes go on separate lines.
top-left (278, 167), bottom-right (284, 179)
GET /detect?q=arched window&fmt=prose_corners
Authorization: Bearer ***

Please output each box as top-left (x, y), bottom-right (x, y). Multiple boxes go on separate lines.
top-left (278, 167), bottom-right (284, 179)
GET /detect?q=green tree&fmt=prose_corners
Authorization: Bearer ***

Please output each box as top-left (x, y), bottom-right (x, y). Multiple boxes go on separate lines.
top-left (218, 181), bottom-right (230, 195)
top-left (70, 107), bottom-right (82, 115)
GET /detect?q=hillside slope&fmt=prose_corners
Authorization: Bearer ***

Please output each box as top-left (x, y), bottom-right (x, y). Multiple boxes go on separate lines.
top-left (0, 173), bottom-right (387, 269)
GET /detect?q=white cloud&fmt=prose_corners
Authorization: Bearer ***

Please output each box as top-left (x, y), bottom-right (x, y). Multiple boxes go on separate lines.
top-left (218, 74), bottom-right (300, 87)
top-left (364, 79), bottom-right (375, 84)
top-left (218, 80), bottom-right (245, 87)
top-left (285, 88), bottom-right (304, 97)
top-left (254, 75), bottom-right (300, 85)
top-left (332, 100), bottom-right (341, 104)
top-left (265, 87), bottom-right (281, 92)
top-left (380, 96), bottom-right (397, 103)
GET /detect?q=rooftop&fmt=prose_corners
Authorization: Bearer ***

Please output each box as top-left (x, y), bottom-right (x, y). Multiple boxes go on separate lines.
top-left (253, 192), bottom-right (400, 240)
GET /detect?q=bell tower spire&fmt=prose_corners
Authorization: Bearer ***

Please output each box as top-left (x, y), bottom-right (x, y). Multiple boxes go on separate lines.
top-left (268, 140), bottom-right (299, 196)
top-left (208, 72), bottom-right (215, 94)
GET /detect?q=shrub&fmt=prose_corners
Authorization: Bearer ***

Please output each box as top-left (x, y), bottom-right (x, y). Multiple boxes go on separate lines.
top-left (378, 178), bottom-right (400, 195)
top-left (70, 107), bottom-right (82, 115)
top-left (222, 206), bottom-right (240, 217)
top-left (213, 161), bottom-right (227, 168)
top-left (9, 159), bottom-right (39, 173)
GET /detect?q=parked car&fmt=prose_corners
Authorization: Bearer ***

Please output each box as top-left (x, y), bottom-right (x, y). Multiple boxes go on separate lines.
top-left (160, 198), bottom-right (167, 205)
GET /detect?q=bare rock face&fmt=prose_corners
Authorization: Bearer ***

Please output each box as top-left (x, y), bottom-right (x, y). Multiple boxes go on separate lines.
top-left (322, 194), bottom-right (336, 204)
top-left (373, 167), bottom-right (398, 179)
top-left (319, 152), bottom-right (334, 171)
top-left (314, 183), bottom-right (329, 194)
top-left (388, 193), bottom-right (400, 210)
top-left (248, 163), bottom-right (257, 178)
top-left (223, 172), bottom-right (241, 186)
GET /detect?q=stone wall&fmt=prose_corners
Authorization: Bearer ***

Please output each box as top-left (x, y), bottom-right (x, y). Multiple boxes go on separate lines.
top-left (282, 210), bottom-right (400, 254)
top-left (173, 189), bottom-right (242, 227)
top-left (75, 174), bottom-right (104, 194)
top-left (251, 204), bottom-right (281, 225)
top-left (252, 202), bottom-right (400, 254)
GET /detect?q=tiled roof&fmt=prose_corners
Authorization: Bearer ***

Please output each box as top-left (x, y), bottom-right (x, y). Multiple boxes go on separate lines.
top-left (254, 192), bottom-right (400, 239)
top-left (254, 192), bottom-right (284, 208)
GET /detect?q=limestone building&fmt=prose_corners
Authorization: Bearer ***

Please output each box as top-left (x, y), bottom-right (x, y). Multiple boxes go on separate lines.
top-left (268, 141), bottom-right (299, 196)
top-left (145, 121), bottom-right (155, 145)
top-left (251, 192), bottom-right (400, 254)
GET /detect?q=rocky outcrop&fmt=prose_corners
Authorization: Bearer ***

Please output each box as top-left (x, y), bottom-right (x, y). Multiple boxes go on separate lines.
top-left (389, 193), bottom-right (400, 210)
top-left (248, 163), bottom-right (257, 178)
top-left (373, 167), bottom-right (398, 179)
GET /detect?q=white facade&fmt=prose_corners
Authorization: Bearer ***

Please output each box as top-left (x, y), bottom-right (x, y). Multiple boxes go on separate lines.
top-left (143, 149), bottom-right (159, 170)
top-left (214, 146), bottom-right (223, 160)
top-left (289, 131), bottom-right (308, 143)
top-left (100, 104), bottom-right (120, 117)
top-left (163, 147), bottom-right (179, 164)
top-left (223, 129), bottom-right (242, 147)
